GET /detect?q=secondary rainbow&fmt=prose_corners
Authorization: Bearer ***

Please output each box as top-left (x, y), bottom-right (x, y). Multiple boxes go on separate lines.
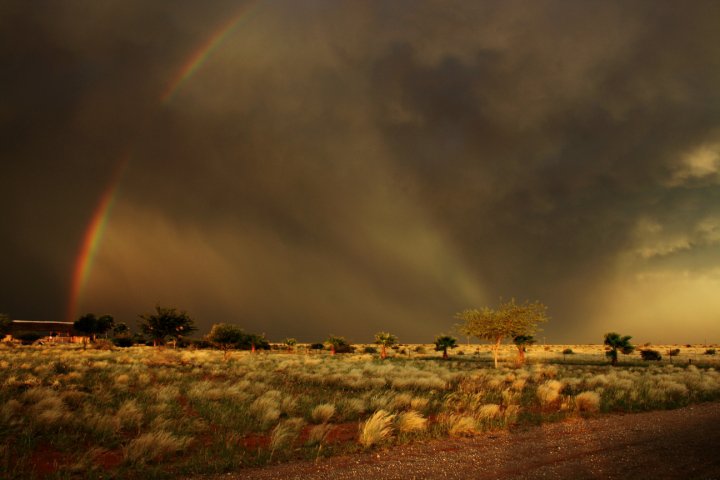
top-left (160, 2), bottom-right (260, 103)
top-left (66, 156), bottom-right (129, 322)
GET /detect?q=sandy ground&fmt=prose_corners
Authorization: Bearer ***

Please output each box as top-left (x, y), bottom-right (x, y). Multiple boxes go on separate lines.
top-left (196, 402), bottom-right (720, 480)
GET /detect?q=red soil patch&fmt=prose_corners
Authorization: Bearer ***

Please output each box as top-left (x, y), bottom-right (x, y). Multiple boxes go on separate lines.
top-left (326, 422), bottom-right (358, 444)
top-left (28, 444), bottom-right (71, 477)
top-left (241, 433), bottom-right (271, 450)
top-left (96, 449), bottom-right (124, 470)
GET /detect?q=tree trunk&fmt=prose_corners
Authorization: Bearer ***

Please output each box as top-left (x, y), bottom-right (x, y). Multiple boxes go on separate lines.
top-left (251, 343), bottom-right (256, 353)
top-left (442, 347), bottom-right (448, 359)
top-left (330, 345), bottom-right (335, 355)
top-left (517, 347), bottom-right (525, 365)
top-left (493, 337), bottom-right (502, 368)
top-left (381, 345), bottom-right (387, 359)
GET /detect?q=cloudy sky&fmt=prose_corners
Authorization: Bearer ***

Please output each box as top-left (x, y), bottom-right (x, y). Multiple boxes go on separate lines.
top-left (2, 0), bottom-right (719, 343)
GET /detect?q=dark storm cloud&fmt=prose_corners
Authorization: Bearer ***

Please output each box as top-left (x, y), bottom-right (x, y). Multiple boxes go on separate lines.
top-left (2, 0), bottom-right (720, 342)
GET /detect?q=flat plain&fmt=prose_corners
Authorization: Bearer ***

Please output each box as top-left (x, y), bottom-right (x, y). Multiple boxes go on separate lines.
top-left (1, 342), bottom-right (719, 479)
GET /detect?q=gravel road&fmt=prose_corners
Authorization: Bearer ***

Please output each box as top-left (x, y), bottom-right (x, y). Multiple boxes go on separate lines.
top-left (197, 402), bottom-right (720, 480)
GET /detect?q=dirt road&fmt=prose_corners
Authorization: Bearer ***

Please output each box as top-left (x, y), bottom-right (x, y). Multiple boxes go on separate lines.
top-left (200, 402), bottom-right (720, 480)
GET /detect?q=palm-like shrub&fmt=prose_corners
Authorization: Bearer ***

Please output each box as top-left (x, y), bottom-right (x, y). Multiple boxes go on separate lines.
top-left (604, 332), bottom-right (634, 366)
top-left (325, 335), bottom-right (351, 355)
top-left (434, 335), bottom-right (457, 359)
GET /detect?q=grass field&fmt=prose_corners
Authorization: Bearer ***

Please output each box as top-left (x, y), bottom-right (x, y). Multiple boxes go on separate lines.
top-left (1, 342), bottom-right (719, 479)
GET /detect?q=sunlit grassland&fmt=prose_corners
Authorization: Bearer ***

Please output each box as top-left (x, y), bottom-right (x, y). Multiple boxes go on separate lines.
top-left (1, 343), bottom-right (719, 479)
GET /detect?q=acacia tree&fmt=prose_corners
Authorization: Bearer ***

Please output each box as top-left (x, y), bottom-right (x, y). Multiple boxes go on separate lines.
top-left (207, 323), bottom-right (244, 359)
top-left (512, 335), bottom-right (536, 365)
top-left (138, 306), bottom-right (196, 347)
top-left (457, 298), bottom-right (549, 368)
top-left (604, 332), bottom-right (634, 366)
top-left (374, 332), bottom-right (397, 359)
top-left (434, 334), bottom-right (457, 359)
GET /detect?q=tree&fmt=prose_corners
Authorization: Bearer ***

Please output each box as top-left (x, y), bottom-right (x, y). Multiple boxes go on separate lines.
top-left (604, 332), bottom-right (634, 366)
top-left (512, 335), bottom-right (536, 365)
top-left (96, 315), bottom-right (115, 338)
top-left (457, 298), bottom-right (549, 368)
top-left (325, 335), bottom-right (350, 355)
top-left (138, 306), bottom-right (197, 347)
top-left (434, 334), bottom-right (457, 359)
top-left (374, 332), bottom-right (397, 359)
top-left (207, 323), bottom-right (244, 359)
top-left (74, 313), bottom-right (115, 343)
top-left (284, 338), bottom-right (297, 351)
top-left (112, 322), bottom-right (131, 336)
top-left (0, 313), bottom-right (11, 339)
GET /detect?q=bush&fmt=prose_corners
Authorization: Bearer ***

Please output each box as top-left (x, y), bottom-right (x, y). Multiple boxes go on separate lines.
top-left (310, 343), bottom-right (324, 350)
top-left (415, 346), bottom-right (426, 354)
top-left (667, 348), bottom-right (680, 356)
top-left (562, 348), bottom-right (574, 355)
top-left (705, 348), bottom-right (716, 355)
top-left (640, 349), bottom-right (662, 361)
top-left (112, 337), bottom-right (135, 348)
top-left (16, 332), bottom-right (44, 345)
top-left (363, 346), bottom-right (378, 354)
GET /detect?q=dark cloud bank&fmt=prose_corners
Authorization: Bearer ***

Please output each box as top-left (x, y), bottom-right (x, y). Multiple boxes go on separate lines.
top-left (2, 0), bottom-right (720, 343)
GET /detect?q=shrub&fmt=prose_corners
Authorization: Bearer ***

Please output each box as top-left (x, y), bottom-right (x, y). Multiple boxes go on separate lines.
top-left (112, 337), bottom-right (134, 348)
top-left (562, 348), bottom-right (574, 355)
top-left (640, 349), bottom-right (662, 361)
top-left (363, 346), bottom-right (378, 354)
top-left (415, 346), bottom-right (426, 354)
top-left (310, 343), bottom-right (324, 350)
top-left (358, 410), bottom-right (395, 448)
top-left (16, 332), bottom-right (43, 345)
top-left (705, 349), bottom-right (716, 355)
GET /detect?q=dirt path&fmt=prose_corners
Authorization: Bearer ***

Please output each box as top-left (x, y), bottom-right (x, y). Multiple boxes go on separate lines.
top-left (197, 402), bottom-right (720, 480)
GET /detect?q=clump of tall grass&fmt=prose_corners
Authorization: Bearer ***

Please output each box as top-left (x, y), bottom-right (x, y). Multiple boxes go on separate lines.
top-left (311, 403), bottom-right (335, 424)
top-left (536, 379), bottom-right (564, 407)
top-left (396, 410), bottom-right (427, 433)
top-left (123, 430), bottom-right (190, 465)
top-left (442, 414), bottom-right (477, 437)
top-left (358, 410), bottom-right (395, 448)
top-left (270, 418), bottom-right (305, 457)
top-left (574, 391), bottom-right (600, 413)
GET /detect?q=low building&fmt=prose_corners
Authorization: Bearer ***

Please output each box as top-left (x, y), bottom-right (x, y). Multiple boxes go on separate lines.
top-left (5, 320), bottom-right (85, 343)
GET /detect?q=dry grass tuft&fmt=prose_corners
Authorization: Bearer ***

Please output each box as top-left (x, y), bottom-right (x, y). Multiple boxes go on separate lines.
top-left (270, 418), bottom-right (305, 454)
top-left (396, 410), bottom-right (427, 433)
top-left (311, 403), bottom-right (336, 424)
top-left (443, 414), bottom-right (477, 437)
top-left (307, 423), bottom-right (334, 446)
top-left (574, 391), bottom-right (601, 412)
top-left (358, 410), bottom-right (395, 448)
top-left (537, 379), bottom-right (564, 407)
top-left (123, 430), bottom-right (189, 464)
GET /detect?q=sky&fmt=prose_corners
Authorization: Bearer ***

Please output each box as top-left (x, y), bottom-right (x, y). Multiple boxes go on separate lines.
top-left (2, 0), bottom-right (720, 344)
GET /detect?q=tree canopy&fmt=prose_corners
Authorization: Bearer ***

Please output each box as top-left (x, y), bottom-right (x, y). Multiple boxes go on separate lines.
top-left (0, 313), bottom-right (11, 338)
top-left (138, 306), bottom-right (196, 346)
top-left (73, 313), bottom-right (115, 342)
top-left (434, 334), bottom-right (457, 359)
top-left (604, 332), bottom-right (634, 366)
top-left (457, 298), bottom-right (548, 367)
top-left (374, 332), bottom-right (397, 359)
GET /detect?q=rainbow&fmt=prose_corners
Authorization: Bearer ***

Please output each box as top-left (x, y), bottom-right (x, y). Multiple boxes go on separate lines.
top-left (66, 156), bottom-right (129, 322)
top-left (160, 2), bottom-right (260, 103)
top-left (67, 5), bottom-right (261, 320)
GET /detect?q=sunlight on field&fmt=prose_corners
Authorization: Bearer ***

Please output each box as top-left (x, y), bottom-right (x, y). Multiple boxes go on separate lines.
top-left (1, 343), bottom-right (719, 478)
